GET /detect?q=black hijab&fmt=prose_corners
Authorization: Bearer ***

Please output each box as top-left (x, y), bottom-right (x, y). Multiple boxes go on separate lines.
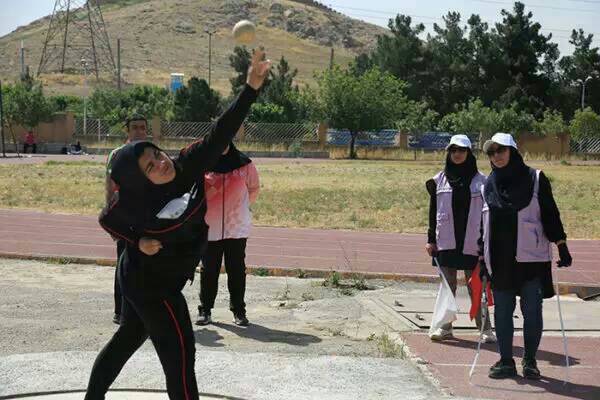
top-left (484, 147), bottom-right (536, 211)
top-left (210, 142), bottom-right (251, 173)
top-left (444, 148), bottom-right (478, 189)
top-left (109, 141), bottom-right (187, 225)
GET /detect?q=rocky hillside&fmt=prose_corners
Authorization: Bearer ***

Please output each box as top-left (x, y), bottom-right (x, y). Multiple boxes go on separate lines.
top-left (0, 0), bottom-right (388, 95)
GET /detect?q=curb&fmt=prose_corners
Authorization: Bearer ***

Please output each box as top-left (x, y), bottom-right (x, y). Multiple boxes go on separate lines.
top-left (2, 252), bottom-right (598, 299)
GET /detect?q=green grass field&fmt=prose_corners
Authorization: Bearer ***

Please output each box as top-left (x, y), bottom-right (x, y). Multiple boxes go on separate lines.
top-left (1, 159), bottom-right (598, 238)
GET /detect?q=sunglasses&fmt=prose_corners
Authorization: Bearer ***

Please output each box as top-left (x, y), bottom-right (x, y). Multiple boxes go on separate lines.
top-left (448, 146), bottom-right (468, 153)
top-left (486, 146), bottom-right (508, 157)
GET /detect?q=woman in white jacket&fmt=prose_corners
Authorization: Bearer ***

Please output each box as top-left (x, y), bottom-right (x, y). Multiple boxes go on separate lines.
top-left (196, 143), bottom-right (260, 326)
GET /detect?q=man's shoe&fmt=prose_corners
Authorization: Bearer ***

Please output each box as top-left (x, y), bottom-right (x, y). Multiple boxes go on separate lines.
top-left (429, 327), bottom-right (453, 341)
top-left (112, 313), bottom-right (121, 325)
top-left (481, 330), bottom-right (497, 343)
top-left (233, 312), bottom-right (249, 327)
top-left (522, 358), bottom-right (541, 380)
top-left (488, 358), bottom-right (518, 379)
top-left (196, 310), bottom-right (212, 326)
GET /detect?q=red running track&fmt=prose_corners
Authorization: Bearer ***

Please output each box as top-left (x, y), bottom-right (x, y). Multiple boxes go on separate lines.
top-left (0, 208), bottom-right (598, 291)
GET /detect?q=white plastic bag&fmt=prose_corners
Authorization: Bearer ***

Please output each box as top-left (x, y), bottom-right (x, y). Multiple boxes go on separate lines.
top-left (429, 259), bottom-right (459, 335)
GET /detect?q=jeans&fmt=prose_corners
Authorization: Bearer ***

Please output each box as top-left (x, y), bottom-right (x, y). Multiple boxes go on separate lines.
top-left (493, 277), bottom-right (544, 360)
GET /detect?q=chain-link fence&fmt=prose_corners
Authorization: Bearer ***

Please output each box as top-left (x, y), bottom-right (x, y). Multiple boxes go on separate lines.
top-left (77, 119), bottom-right (320, 144)
top-left (74, 118), bottom-right (152, 138)
top-left (243, 122), bottom-right (318, 143)
top-left (571, 137), bottom-right (600, 154)
top-left (160, 121), bottom-right (319, 143)
top-left (327, 129), bottom-right (398, 147)
top-left (160, 121), bottom-right (212, 139)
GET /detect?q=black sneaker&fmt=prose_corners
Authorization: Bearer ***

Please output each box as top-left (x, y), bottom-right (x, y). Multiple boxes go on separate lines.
top-left (233, 312), bottom-right (249, 327)
top-left (488, 358), bottom-right (518, 379)
top-left (195, 310), bottom-right (212, 326)
top-left (522, 358), bottom-right (541, 380)
top-left (112, 313), bottom-right (121, 325)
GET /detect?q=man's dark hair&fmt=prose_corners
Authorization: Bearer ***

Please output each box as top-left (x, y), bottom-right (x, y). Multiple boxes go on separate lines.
top-left (125, 114), bottom-right (147, 129)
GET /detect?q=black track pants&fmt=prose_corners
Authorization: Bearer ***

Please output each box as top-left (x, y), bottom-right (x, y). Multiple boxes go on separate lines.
top-left (199, 238), bottom-right (247, 314)
top-left (85, 279), bottom-right (199, 400)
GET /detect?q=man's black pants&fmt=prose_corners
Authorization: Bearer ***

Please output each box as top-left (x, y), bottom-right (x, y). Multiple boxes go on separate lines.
top-left (198, 238), bottom-right (247, 315)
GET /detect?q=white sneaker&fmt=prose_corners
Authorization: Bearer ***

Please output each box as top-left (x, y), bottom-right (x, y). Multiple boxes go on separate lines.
top-left (429, 327), bottom-right (453, 341)
top-left (482, 330), bottom-right (497, 343)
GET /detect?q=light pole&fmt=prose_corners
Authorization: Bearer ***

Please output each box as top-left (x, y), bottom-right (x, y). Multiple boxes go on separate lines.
top-left (205, 28), bottom-right (216, 87)
top-left (0, 79), bottom-right (5, 157)
top-left (577, 76), bottom-right (593, 110)
top-left (81, 58), bottom-right (88, 138)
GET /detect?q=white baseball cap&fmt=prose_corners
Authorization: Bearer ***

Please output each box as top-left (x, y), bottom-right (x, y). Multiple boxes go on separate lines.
top-left (445, 134), bottom-right (472, 150)
top-left (483, 132), bottom-right (518, 153)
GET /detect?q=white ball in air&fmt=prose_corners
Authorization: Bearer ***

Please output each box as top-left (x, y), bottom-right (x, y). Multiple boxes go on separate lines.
top-left (232, 20), bottom-right (256, 44)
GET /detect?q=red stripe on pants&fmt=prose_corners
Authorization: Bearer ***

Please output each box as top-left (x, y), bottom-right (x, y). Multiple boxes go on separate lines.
top-left (163, 300), bottom-right (190, 400)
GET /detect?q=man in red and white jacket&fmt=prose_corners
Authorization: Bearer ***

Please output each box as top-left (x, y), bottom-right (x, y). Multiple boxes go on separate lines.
top-left (197, 143), bottom-right (259, 326)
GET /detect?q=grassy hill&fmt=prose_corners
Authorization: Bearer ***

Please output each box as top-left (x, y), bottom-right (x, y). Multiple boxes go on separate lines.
top-left (0, 0), bottom-right (388, 96)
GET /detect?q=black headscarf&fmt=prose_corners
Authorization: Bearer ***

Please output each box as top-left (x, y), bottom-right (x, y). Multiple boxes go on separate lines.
top-left (210, 142), bottom-right (251, 173)
top-left (484, 147), bottom-right (536, 211)
top-left (444, 148), bottom-right (478, 189)
top-left (109, 140), bottom-right (187, 225)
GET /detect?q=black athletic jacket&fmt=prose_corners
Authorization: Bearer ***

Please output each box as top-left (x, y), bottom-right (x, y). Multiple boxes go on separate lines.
top-left (99, 85), bottom-right (258, 285)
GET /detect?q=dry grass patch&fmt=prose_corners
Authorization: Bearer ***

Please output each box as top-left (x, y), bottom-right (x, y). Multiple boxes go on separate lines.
top-left (0, 159), bottom-right (597, 238)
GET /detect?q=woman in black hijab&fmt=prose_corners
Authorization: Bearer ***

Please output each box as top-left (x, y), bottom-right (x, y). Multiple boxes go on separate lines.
top-left (425, 135), bottom-right (494, 342)
top-left (84, 50), bottom-right (271, 400)
top-left (480, 133), bottom-right (572, 381)
top-left (196, 143), bottom-right (259, 327)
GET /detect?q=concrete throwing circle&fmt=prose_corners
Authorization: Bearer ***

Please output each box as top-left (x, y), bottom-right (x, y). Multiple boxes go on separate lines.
top-left (0, 390), bottom-right (238, 400)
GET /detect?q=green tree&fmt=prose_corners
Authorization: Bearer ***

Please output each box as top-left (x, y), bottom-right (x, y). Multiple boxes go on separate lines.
top-left (425, 12), bottom-right (477, 115)
top-left (496, 103), bottom-right (535, 135)
top-left (533, 109), bottom-right (568, 136)
top-left (569, 107), bottom-right (600, 139)
top-left (493, 2), bottom-right (559, 116)
top-left (260, 56), bottom-right (302, 122)
top-left (2, 81), bottom-right (53, 152)
top-left (229, 46), bottom-right (252, 96)
top-left (89, 85), bottom-right (174, 125)
top-left (369, 15), bottom-right (429, 101)
top-left (558, 29), bottom-right (600, 115)
top-left (173, 77), bottom-right (221, 122)
top-left (439, 98), bottom-right (499, 139)
top-left (396, 101), bottom-right (438, 135)
top-left (306, 66), bottom-right (408, 159)
top-left (247, 102), bottom-right (286, 123)
top-left (349, 53), bottom-right (373, 77)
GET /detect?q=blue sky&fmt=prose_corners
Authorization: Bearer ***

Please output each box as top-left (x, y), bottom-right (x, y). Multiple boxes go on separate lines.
top-left (0, 0), bottom-right (598, 56)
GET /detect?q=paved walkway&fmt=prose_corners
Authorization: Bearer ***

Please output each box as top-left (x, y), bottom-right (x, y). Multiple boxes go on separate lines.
top-left (403, 333), bottom-right (600, 400)
top-left (0, 208), bottom-right (598, 295)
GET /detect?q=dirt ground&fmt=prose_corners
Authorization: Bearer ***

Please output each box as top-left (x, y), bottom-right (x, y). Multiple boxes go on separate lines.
top-left (0, 258), bottom-right (423, 358)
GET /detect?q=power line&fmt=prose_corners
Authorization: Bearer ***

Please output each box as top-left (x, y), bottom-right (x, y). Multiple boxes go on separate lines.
top-left (471, 0), bottom-right (600, 14)
top-left (328, 3), bottom-right (598, 36)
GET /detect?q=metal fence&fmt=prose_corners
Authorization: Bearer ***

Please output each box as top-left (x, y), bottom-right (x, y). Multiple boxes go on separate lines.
top-left (160, 121), bottom-right (318, 143)
top-left (571, 137), bottom-right (600, 154)
top-left (76, 119), bottom-right (318, 144)
top-left (160, 121), bottom-right (212, 139)
top-left (74, 118), bottom-right (152, 138)
top-left (327, 129), bottom-right (398, 147)
top-left (243, 122), bottom-right (318, 143)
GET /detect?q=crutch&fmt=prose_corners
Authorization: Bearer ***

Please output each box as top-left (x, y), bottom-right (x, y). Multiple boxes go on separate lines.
top-left (469, 273), bottom-right (488, 379)
top-left (555, 279), bottom-right (570, 385)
